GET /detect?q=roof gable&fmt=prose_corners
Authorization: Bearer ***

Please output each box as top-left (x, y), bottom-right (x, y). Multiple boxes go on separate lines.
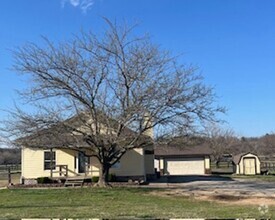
top-left (233, 152), bottom-right (259, 164)
top-left (16, 112), bottom-right (152, 149)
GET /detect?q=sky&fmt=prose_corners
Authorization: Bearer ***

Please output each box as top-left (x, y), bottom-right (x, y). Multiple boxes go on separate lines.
top-left (1, 0), bottom-right (275, 137)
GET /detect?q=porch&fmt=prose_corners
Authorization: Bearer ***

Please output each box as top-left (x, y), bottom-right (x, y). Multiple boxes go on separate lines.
top-left (49, 164), bottom-right (99, 178)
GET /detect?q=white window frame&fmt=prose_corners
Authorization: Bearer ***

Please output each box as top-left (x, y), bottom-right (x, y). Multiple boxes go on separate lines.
top-left (44, 150), bottom-right (56, 170)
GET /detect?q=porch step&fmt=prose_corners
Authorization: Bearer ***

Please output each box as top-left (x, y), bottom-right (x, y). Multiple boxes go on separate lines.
top-left (64, 177), bottom-right (84, 187)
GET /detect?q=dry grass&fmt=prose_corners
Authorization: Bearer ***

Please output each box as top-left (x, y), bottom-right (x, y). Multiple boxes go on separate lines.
top-left (0, 172), bottom-right (20, 187)
top-left (149, 188), bottom-right (275, 207)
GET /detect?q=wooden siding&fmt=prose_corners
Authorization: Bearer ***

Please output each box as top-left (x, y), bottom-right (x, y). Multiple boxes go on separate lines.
top-left (22, 147), bottom-right (149, 179)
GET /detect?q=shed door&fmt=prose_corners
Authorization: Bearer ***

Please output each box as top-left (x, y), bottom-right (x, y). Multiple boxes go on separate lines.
top-left (244, 158), bottom-right (256, 175)
top-left (166, 158), bottom-right (205, 175)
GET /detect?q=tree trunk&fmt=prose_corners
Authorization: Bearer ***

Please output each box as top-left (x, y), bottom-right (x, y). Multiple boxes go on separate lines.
top-left (97, 163), bottom-right (110, 187)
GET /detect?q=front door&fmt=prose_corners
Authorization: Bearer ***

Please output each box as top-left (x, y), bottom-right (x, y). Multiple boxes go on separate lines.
top-left (78, 152), bottom-right (87, 174)
top-left (244, 158), bottom-right (256, 175)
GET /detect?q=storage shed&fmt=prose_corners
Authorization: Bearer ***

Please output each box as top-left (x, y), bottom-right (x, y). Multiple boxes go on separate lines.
top-left (233, 152), bottom-right (261, 175)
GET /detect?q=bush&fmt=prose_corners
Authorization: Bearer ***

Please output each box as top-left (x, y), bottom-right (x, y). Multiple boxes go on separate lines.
top-left (37, 177), bottom-right (53, 184)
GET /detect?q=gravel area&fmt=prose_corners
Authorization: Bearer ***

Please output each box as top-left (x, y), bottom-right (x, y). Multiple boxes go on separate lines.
top-left (146, 176), bottom-right (275, 199)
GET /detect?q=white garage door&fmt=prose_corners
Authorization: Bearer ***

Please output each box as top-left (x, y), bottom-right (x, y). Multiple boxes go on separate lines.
top-left (166, 158), bottom-right (205, 175)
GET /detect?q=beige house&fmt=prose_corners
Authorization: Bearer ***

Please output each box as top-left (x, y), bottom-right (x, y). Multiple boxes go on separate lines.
top-left (233, 152), bottom-right (261, 175)
top-left (22, 147), bottom-right (155, 184)
top-left (20, 115), bottom-right (155, 184)
top-left (155, 139), bottom-right (212, 175)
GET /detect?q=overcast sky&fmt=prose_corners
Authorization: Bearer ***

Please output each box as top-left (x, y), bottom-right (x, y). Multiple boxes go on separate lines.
top-left (1, 0), bottom-right (275, 137)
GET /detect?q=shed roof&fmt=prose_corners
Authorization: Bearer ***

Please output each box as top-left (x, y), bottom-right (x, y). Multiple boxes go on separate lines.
top-left (233, 152), bottom-right (259, 165)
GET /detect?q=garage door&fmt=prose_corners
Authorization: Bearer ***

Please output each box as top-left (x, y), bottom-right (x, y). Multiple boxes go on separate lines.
top-left (166, 158), bottom-right (205, 175)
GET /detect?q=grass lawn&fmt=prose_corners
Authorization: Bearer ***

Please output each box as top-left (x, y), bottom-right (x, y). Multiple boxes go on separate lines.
top-left (0, 187), bottom-right (273, 219)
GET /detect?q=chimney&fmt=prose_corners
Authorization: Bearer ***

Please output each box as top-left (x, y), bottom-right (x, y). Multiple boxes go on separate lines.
top-left (143, 111), bottom-right (154, 139)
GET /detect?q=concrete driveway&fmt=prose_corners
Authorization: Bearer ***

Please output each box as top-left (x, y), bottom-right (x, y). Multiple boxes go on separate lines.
top-left (147, 176), bottom-right (275, 198)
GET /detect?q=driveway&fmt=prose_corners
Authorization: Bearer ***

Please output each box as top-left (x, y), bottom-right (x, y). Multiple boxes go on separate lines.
top-left (147, 175), bottom-right (275, 199)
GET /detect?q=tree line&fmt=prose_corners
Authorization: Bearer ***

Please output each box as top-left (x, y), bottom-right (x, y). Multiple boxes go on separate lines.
top-left (204, 125), bottom-right (275, 162)
top-left (0, 148), bottom-right (21, 165)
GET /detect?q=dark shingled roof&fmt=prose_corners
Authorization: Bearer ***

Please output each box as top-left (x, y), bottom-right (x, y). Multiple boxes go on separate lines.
top-left (155, 137), bottom-right (212, 157)
top-left (16, 112), bottom-right (152, 149)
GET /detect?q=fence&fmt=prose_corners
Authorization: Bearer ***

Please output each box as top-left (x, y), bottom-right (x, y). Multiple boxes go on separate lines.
top-left (261, 161), bottom-right (275, 173)
top-left (0, 164), bottom-right (21, 172)
top-left (0, 170), bottom-right (21, 186)
top-left (210, 161), bottom-right (234, 174)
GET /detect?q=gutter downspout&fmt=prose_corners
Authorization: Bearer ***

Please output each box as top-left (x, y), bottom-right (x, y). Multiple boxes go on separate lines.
top-left (20, 146), bottom-right (24, 184)
top-left (143, 148), bottom-right (147, 182)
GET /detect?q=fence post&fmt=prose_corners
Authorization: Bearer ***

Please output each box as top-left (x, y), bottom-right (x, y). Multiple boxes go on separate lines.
top-left (8, 167), bottom-right (11, 185)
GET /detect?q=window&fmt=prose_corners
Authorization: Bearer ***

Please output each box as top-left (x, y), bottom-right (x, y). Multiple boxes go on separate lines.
top-left (44, 151), bottom-right (56, 170)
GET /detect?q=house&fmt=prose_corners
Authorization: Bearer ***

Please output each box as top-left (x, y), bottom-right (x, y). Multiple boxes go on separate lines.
top-left (233, 152), bottom-right (261, 175)
top-left (19, 114), bottom-right (155, 184)
top-left (155, 138), bottom-right (212, 175)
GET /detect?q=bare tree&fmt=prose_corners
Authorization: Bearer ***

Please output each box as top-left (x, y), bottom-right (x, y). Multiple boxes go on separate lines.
top-left (237, 134), bottom-right (275, 157)
top-left (205, 123), bottom-right (236, 163)
top-left (1, 19), bottom-right (224, 186)
top-left (0, 148), bottom-right (21, 165)
top-left (257, 133), bottom-right (275, 156)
